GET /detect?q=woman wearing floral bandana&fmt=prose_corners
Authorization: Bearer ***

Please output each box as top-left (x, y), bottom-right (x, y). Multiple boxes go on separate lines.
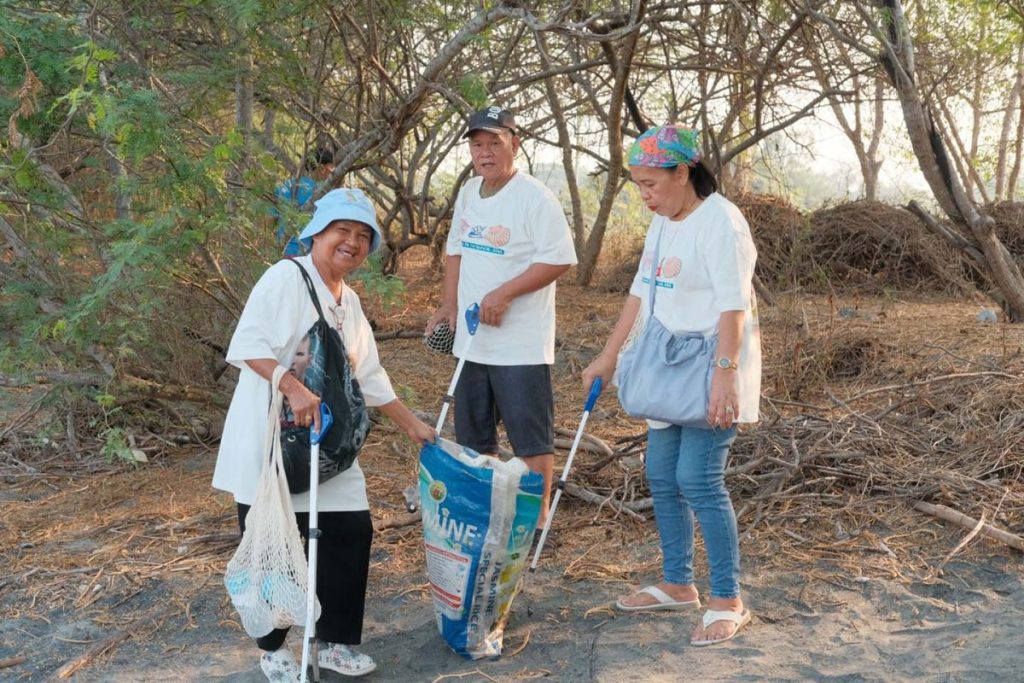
top-left (583, 124), bottom-right (761, 646)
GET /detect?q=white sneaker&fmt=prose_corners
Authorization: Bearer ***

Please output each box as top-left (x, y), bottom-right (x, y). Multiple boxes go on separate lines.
top-left (318, 642), bottom-right (377, 677)
top-left (260, 647), bottom-right (302, 683)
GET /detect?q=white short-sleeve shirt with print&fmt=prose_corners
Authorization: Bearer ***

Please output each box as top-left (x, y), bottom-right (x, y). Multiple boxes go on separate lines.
top-left (627, 192), bottom-right (762, 424)
top-left (446, 171), bottom-right (578, 366)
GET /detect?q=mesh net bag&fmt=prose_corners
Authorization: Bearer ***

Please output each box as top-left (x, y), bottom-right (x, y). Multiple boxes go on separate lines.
top-left (424, 319), bottom-right (456, 355)
top-left (224, 366), bottom-right (319, 638)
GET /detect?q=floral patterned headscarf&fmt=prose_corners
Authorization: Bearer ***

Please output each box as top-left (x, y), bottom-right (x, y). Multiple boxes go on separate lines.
top-left (627, 125), bottom-right (702, 168)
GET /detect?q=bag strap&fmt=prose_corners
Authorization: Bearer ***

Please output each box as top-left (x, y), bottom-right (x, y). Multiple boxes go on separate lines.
top-left (286, 258), bottom-right (353, 356)
top-left (647, 217), bottom-right (667, 316)
top-left (288, 259), bottom-right (328, 325)
top-left (265, 365), bottom-right (288, 472)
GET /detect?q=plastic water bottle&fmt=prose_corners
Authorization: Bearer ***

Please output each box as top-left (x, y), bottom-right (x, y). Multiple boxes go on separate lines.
top-left (225, 571), bottom-right (255, 609)
top-left (976, 309), bottom-right (998, 323)
top-left (402, 484), bottom-right (420, 513)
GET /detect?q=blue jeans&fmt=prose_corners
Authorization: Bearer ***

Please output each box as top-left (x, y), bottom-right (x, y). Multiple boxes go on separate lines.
top-left (646, 425), bottom-right (740, 598)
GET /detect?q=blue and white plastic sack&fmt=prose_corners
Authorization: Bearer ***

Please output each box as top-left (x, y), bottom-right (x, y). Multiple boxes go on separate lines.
top-left (419, 439), bottom-right (543, 659)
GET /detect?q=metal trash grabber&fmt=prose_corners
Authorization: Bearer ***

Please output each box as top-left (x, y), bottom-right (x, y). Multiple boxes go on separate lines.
top-left (405, 304), bottom-right (480, 513)
top-left (529, 378), bottom-right (603, 571)
top-left (300, 402), bottom-right (333, 683)
top-left (435, 303), bottom-right (481, 434)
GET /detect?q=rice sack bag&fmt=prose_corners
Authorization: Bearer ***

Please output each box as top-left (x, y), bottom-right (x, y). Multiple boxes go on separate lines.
top-left (419, 438), bottom-right (543, 659)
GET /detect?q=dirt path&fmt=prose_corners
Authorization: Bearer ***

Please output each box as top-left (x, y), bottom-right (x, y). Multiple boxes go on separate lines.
top-left (21, 546), bottom-right (1022, 682)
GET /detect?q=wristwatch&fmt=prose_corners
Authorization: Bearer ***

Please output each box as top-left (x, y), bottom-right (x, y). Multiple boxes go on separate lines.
top-left (715, 357), bottom-right (739, 371)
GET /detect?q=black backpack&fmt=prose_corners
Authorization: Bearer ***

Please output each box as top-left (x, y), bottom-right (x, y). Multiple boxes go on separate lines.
top-left (279, 260), bottom-right (371, 493)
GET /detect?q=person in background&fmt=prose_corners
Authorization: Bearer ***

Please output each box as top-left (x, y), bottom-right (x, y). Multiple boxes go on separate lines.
top-left (215, 188), bottom-right (435, 681)
top-left (425, 105), bottom-right (578, 527)
top-left (582, 124), bottom-right (761, 646)
top-left (273, 147), bottom-right (336, 257)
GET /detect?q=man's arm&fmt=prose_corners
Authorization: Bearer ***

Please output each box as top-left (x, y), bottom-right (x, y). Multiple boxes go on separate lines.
top-left (479, 262), bottom-right (570, 327)
top-left (425, 254), bottom-right (461, 334)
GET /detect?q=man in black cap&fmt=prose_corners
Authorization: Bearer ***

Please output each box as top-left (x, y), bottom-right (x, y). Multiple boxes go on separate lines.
top-left (425, 105), bottom-right (578, 526)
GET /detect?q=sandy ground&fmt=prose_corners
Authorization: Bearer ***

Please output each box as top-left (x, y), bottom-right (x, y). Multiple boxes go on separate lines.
top-left (5, 480), bottom-right (1021, 683)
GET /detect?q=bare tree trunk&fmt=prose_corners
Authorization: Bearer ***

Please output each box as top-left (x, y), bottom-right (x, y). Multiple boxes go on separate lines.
top-left (536, 31), bottom-right (586, 254)
top-left (228, 47), bottom-right (254, 209)
top-left (1011, 84), bottom-right (1024, 200)
top-left (935, 95), bottom-right (991, 204)
top-left (863, 78), bottom-right (885, 200)
top-left (821, 69), bottom-right (884, 201)
top-left (996, 42), bottom-right (1024, 200)
top-left (859, 0), bottom-right (1024, 320)
top-left (576, 1), bottom-right (646, 286)
top-left (968, 17), bottom-right (986, 197)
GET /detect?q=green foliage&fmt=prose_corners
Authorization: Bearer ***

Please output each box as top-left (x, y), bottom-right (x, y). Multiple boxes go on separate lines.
top-left (95, 393), bottom-right (117, 409)
top-left (0, 5), bottom-right (79, 141)
top-left (351, 253), bottom-right (407, 312)
top-left (457, 75), bottom-right (490, 109)
top-left (0, 1), bottom-right (284, 378)
top-left (394, 383), bottom-right (417, 405)
top-left (100, 426), bottom-right (137, 464)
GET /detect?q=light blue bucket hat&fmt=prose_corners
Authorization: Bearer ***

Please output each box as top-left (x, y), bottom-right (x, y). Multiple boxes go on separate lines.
top-left (298, 187), bottom-right (382, 253)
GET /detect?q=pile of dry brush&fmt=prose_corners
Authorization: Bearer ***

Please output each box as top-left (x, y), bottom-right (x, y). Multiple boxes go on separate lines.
top-left (736, 196), bottom-right (979, 295)
top-left (604, 196), bottom-right (1024, 297)
top-left (556, 311), bottom-right (1024, 566)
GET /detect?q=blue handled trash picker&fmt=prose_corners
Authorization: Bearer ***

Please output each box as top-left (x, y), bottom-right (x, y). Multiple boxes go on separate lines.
top-left (435, 303), bottom-right (481, 434)
top-left (529, 378), bottom-right (603, 571)
top-left (406, 304), bottom-right (481, 513)
top-left (300, 403), bottom-right (333, 683)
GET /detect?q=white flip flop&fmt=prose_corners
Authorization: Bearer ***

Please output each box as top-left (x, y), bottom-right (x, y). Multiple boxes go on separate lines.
top-left (615, 585), bottom-right (701, 612)
top-left (690, 608), bottom-right (752, 646)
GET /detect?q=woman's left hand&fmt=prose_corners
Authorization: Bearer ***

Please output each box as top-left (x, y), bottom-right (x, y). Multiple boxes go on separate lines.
top-left (403, 418), bottom-right (437, 446)
top-left (707, 368), bottom-right (740, 429)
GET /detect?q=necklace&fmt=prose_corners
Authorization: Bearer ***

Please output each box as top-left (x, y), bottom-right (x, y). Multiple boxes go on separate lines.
top-left (479, 171), bottom-right (516, 199)
top-left (671, 191), bottom-right (702, 222)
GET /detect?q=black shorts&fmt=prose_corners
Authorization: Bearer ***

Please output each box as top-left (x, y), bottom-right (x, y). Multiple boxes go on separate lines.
top-left (453, 361), bottom-right (554, 457)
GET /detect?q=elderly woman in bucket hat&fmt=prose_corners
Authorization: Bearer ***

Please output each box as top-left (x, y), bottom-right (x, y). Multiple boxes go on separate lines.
top-left (214, 188), bottom-right (435, 681)
top-left (583, 125), bottom-right (761, 646)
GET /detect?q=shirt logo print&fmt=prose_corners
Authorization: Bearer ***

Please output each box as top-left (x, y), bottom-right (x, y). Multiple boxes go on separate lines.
top-left (485, 225), bottom-right (510, 246)
top-left (659, 257), bottom-right (682, 279)
top-left (462, 223), bottom-right (509, 255)
top-left (640, 250), bottom-right (677, 289)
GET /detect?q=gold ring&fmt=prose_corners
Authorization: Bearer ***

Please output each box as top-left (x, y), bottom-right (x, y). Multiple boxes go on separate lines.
top-left (724, 406), bottom-right (734, 413)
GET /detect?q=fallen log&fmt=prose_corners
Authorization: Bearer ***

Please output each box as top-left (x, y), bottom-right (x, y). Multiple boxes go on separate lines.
top-left (555, 426), bottom-right (613, 456)
top-left (914, 501), bottom-right (1024, 552)
top-left (553, 437), bottom-right (611, 455)
top-left (563, 482), bottom-right (651, 520)
top-left (374, 329), bottom-right (423, 342)
top-left (0, 656), bottom-right (26, 670)
top-left (375, 510), bottom-right (421, 531)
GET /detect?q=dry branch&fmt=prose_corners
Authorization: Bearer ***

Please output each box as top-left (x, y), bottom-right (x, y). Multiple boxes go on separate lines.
top-left (563, 482), bottom-right (649, 519)
top-left (375, 510), bottom-right (421, 531)
top-left (913, 502), bottom-right (1024, 552)
top-left (0, 657), bottom-right (26, 670)
top-left (55, 606), bottom-right (175, 679)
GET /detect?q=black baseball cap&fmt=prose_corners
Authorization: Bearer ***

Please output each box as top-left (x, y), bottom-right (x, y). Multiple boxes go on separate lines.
top-left (463, 106), bottom-right (518, 138)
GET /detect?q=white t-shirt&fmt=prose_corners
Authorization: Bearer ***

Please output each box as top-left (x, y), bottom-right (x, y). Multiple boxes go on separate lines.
top-left (212, 255), bottom-right (398, 512)
top-left (627, 192), bottom-right (762, 424)
top-left (446, 171), bottom-right (578, 365)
